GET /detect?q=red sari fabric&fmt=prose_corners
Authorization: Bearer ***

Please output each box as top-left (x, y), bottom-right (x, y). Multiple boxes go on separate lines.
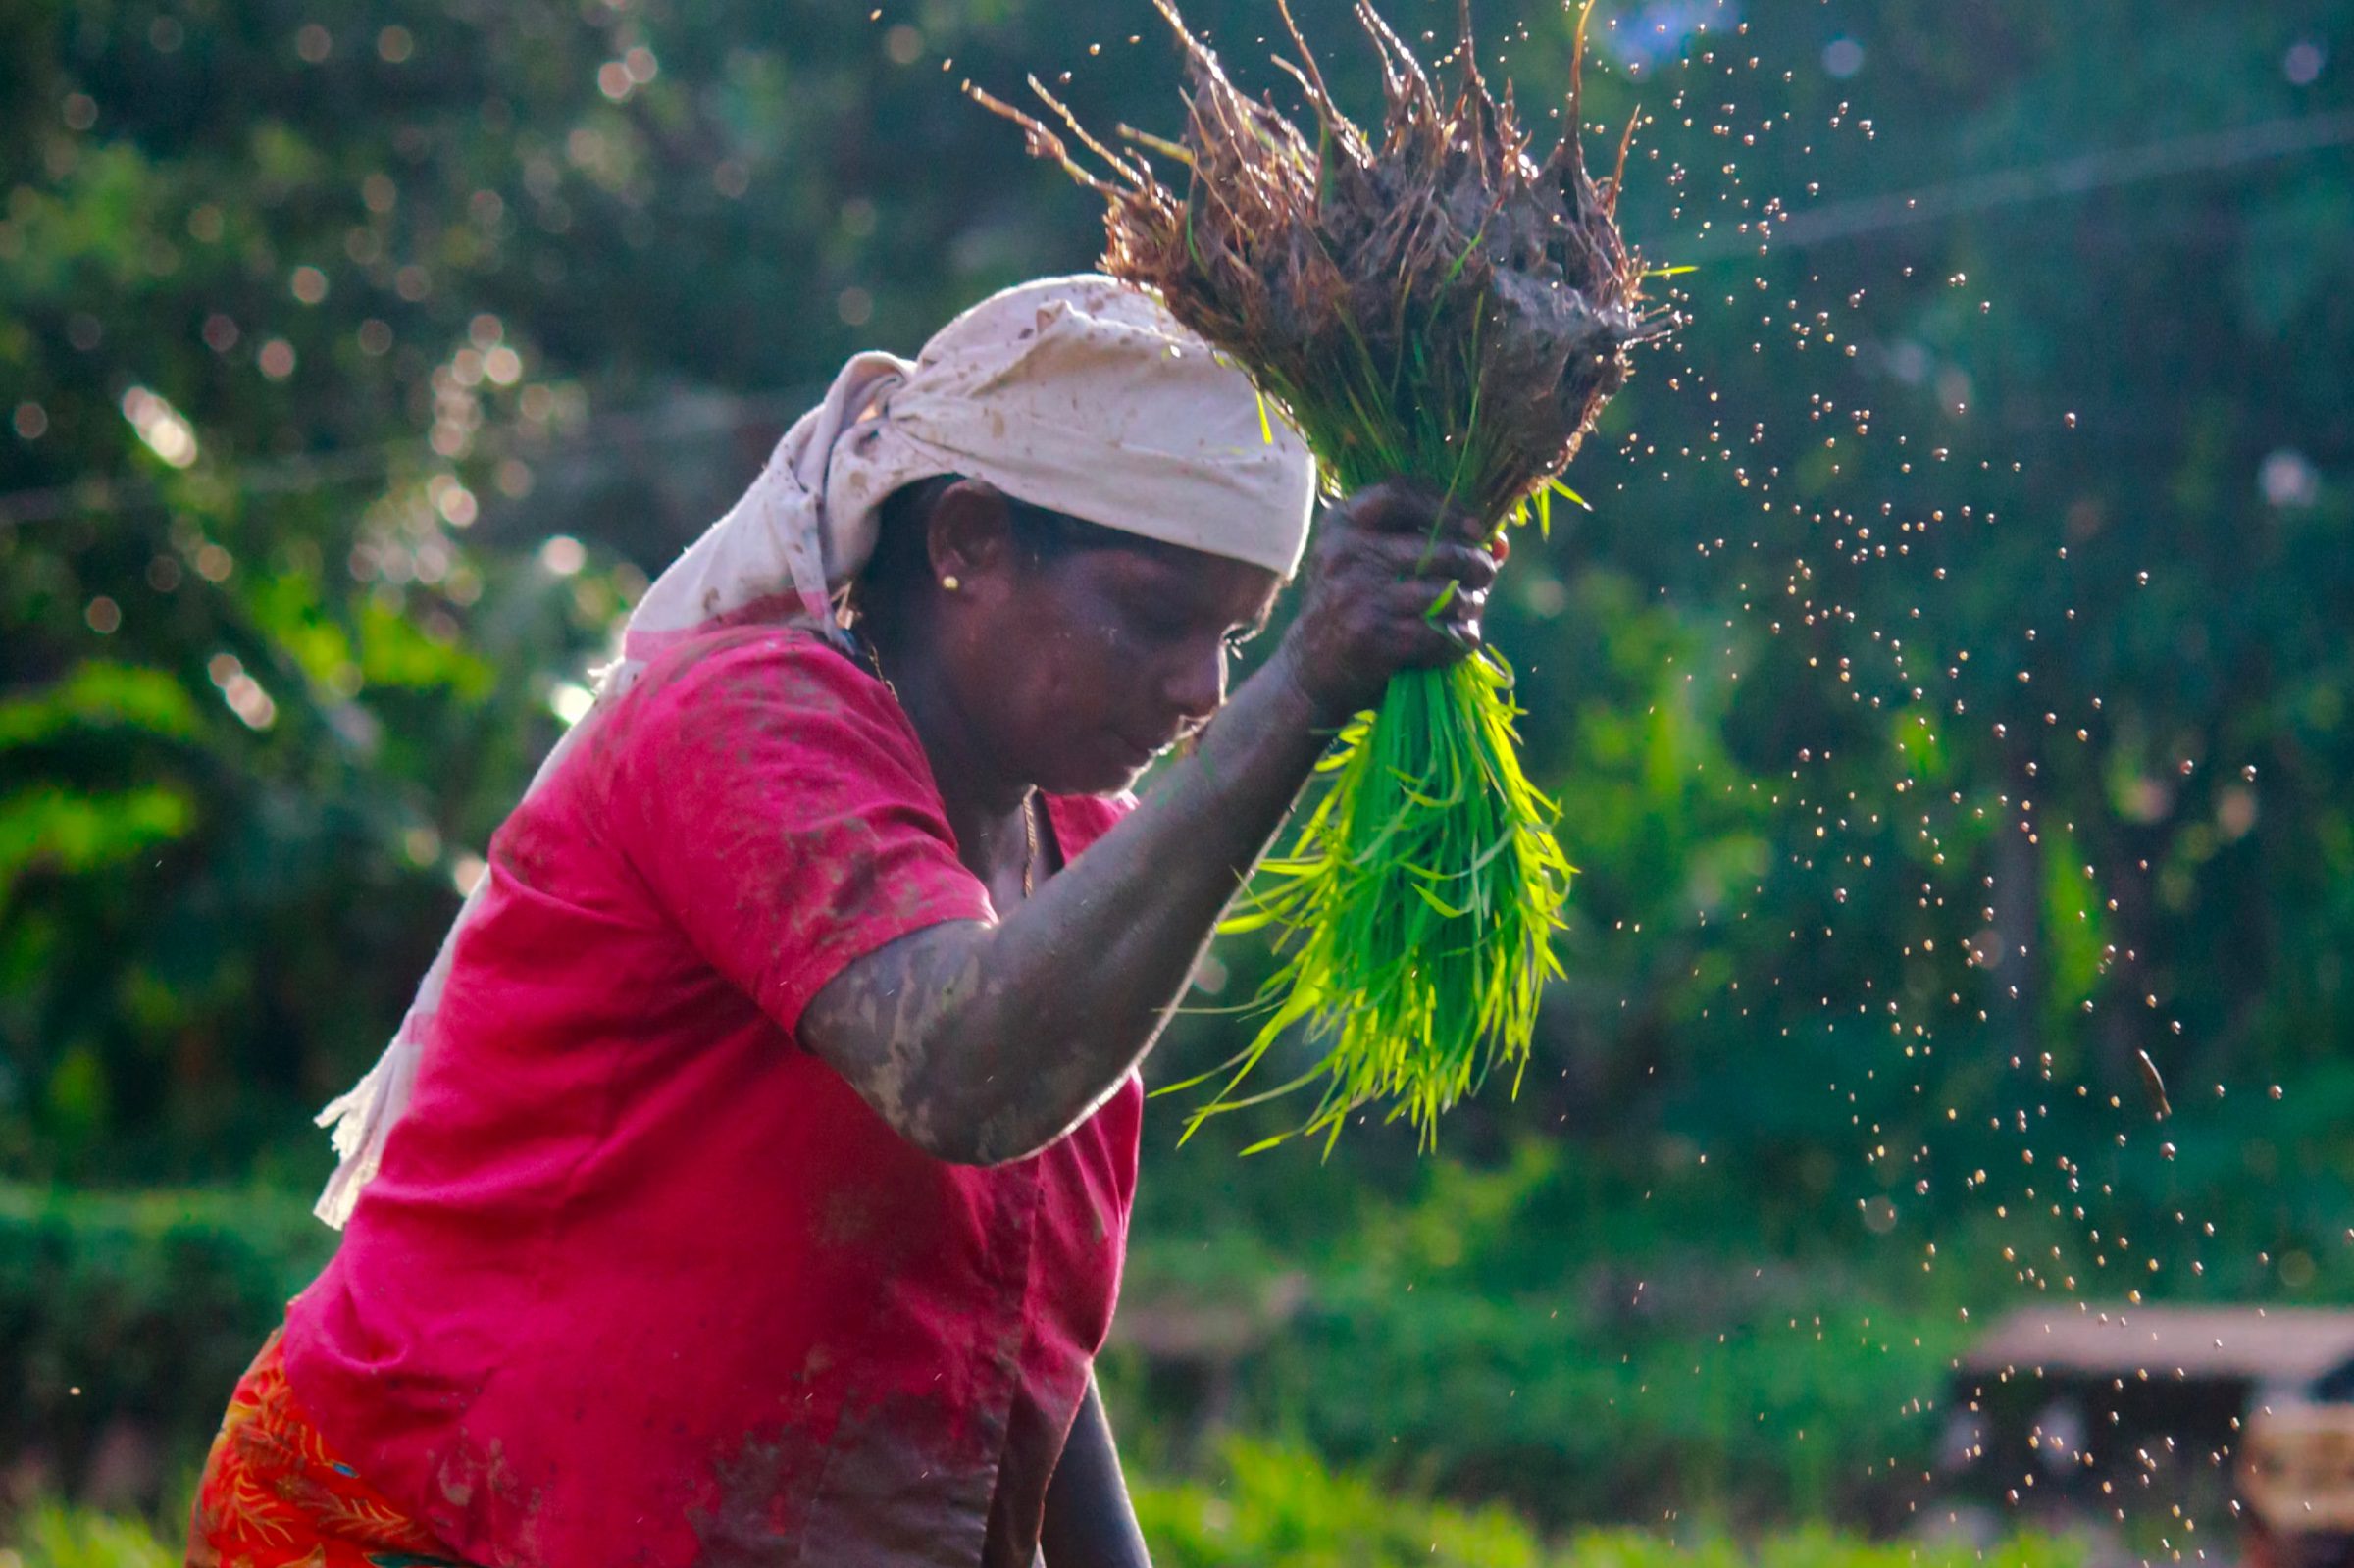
top-left (277, 628), bottom-right (1141, 1568)
top-left (189, 1329), bottom-right (472, 1567)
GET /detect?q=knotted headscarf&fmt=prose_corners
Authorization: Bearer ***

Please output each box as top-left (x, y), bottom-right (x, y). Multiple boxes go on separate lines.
top-left (313, 275), bottom-right (1318, 1225)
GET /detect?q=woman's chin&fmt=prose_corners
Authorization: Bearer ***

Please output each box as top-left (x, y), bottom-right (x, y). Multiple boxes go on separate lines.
top-left (1056, 762), bottom-right (1148, 798)
top-left (1035, 737), bottom-right (1154, 798)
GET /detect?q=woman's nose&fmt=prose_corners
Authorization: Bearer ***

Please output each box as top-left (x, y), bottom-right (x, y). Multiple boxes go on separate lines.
top-left (1163, 643), bottom-right (1227, 723)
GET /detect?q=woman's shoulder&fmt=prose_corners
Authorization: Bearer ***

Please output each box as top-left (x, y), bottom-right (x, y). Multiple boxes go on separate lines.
top-left (617, 622), bottom-right (910, 738)
top-left (588, 622), bottom-right (922, 798)
top-left (628, 621), bottom-right (875, 707)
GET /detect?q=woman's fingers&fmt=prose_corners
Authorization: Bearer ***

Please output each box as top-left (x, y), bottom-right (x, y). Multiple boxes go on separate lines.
top-left (1426, 539), bottom-right (1499, 594)
top-left (1393, 614), bottom-right (1481, 669)
top-left (1328, 533), bottom-right (1494, 664)
top-left (1328, 480), bottom-right (1433, 537)
top-left (1333, 479), bottom-right (1489, 545)
top-left (1382, 578), bottom-right (1485, 668)
top-left (1350, 534), bottom-right (1499, 594)
top-left (1277, 479), bottom-right (1506, 719)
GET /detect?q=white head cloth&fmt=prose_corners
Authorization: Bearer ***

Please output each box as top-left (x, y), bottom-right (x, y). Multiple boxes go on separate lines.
top-left (312, 274), bottom-right (1317, 1226)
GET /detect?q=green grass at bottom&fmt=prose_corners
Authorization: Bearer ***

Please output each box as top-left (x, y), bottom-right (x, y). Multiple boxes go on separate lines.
top-left (1133, 1441), bottom-right (2082, 1568)
top-left (0, 1504), bottom-right (179, 1568)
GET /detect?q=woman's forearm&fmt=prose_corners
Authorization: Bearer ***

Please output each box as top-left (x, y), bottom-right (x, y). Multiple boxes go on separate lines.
top-left (800, 644), bottom-right (1333, 1165)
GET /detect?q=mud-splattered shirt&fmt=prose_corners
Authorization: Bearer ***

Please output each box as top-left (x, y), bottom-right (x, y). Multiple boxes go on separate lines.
top-left (281, 626), bottom-right (1142, 1568)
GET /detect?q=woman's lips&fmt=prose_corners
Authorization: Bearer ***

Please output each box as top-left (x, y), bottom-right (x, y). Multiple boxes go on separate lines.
top-left (1112, 731), bottom-right (1166, 768)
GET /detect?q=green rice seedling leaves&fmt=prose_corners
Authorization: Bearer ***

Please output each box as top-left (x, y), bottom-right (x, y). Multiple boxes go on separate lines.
top-left (977, 0), bottom-right (1663, 1146)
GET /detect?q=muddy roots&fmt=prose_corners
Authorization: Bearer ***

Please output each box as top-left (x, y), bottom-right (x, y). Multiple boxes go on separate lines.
top-left (973, 0), bottom-right (1660, 514)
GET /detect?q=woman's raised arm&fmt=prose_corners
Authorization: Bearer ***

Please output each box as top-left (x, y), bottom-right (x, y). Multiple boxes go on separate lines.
top-left (797, 480), bottom-right (1497, 1165)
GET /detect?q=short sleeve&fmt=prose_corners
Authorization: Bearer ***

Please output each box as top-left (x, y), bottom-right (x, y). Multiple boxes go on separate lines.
top-left (599, 629), bottom-right (994, 1035)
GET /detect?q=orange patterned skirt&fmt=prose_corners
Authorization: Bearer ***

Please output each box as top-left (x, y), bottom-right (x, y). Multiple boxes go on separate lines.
top-left (187, 1328), bottom-right (475, 1568)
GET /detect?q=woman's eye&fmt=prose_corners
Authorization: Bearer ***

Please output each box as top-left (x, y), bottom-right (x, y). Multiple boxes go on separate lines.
top-left (1124, 603), bottom-right (1192, 643)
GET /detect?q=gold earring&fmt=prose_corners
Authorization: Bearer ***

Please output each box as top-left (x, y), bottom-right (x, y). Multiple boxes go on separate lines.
top-left (941, 575), bottom-right (961, 592)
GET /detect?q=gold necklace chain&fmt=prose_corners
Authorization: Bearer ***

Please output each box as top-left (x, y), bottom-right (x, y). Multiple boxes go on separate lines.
top-left (861, 631), bottom-right (1037, 899)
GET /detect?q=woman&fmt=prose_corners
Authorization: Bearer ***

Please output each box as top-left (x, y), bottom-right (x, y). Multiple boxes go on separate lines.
top-left (189, 277), bottom-right (1495, 1568)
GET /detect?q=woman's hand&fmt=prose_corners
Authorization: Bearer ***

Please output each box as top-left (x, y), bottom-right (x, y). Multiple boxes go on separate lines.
top-left (1272, 479), bottom-right (1500, 725)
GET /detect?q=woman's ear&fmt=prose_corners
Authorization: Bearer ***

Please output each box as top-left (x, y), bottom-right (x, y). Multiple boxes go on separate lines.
top-left (925, 479), bottom-right (1021, 598)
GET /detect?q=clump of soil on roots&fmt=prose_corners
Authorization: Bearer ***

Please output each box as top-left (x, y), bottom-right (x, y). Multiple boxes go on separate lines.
top-left (975, 0), bottom-right (1659, 518)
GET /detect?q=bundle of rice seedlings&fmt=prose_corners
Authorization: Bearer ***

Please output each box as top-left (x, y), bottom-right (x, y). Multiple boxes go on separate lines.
top-left (975, 0), bottom-right (1660, 1148)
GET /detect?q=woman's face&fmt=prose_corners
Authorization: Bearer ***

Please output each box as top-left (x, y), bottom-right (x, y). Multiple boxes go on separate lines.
top-left (941, 516), bottom-right (1283, 797)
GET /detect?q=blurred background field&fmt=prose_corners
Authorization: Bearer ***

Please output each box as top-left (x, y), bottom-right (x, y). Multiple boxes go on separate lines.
top-left (2, 0), bottom-right (2350, 1561)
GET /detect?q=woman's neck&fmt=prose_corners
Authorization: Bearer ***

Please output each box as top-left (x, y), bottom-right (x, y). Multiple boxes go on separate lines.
top-left (863, 619), bottom-right (1037, 888)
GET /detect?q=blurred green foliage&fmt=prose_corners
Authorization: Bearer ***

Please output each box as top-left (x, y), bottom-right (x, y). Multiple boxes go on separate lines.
top-left (3, 0), bottom-right (2352, 1550)
top-left (0, 1504), bottom-right (178, 1568)
top-left (0, 1186), bottom-right (329, 1498)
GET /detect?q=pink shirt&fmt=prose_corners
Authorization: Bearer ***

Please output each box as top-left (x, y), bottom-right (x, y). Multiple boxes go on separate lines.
top-left (282, 626), bottom-right (1141, 1568)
